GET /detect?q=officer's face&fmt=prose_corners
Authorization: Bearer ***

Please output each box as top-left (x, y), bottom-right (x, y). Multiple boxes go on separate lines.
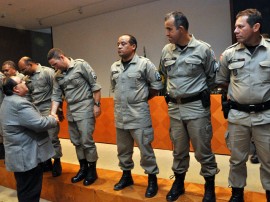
top-left (2, 65), bottom-right (16, 78)
top-left (165, 17), bottom-right (181, 44)
top-left (49, 55), bottom-right (67, 71)
top-left (234, 15), bottom-right (257, 45)
top-left (18, 62), bottom-right (33, 76)
top-left (117, 35), bottom-right (136, 61)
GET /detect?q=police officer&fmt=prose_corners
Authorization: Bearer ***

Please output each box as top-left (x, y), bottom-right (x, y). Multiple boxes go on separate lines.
top-left (18, 56), bottom-right (63, 177)
top-left (0, 72), bottom-right (4, 159)
top-left (159, 11), bottom-right (219, 202)
top-left (47, 48), bottom-right (101, 186)
top-left (2, 60), bottom-right (24, 79)
top-left (216, 9), bottom-right (270, 202)
top-left (111, 34), bottom-right (163, 198)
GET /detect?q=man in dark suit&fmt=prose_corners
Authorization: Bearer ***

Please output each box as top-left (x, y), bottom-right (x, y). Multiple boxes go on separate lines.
top-left (0, 76), bottom-right (58, 202)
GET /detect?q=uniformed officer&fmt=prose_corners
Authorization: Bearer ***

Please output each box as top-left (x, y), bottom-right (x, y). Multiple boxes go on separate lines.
top-left (159, 11), bottom-right (219, 202)
top-left (0, 72), bottom-right (4, 159)
top-left (2, 60), bottom-right (24, 79)
top-left (110, 34), bottom-right (163, 198)
top-left (47, 48), bottom-right (102, 186)
top-left (216, 9), bottom-right (270, 202)
top-left (18, 56), bottom-right (63, 177)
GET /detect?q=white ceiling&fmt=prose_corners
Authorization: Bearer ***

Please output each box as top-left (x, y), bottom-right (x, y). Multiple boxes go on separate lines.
top-left (0, 0), bottom-right (158, 30)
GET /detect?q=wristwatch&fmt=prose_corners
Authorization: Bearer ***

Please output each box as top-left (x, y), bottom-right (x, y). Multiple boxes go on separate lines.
top-left (94, 101), bottom-right (101, 107)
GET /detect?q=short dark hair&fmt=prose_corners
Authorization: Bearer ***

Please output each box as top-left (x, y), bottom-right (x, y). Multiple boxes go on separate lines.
top-left (236, 9), bottom-right (262, 32)
top-left (47, 48), bottom-right (65, 61)
top-left (3, 77), bottom-right (17, 96)
top-left (123, 34), bottom-right (137, 51)
top-left (2, 60), bottom-right (17, 70)
top-left (20, 57), bottom-right (34, 65)
top-left (165, 11), bottom-right (189, 30)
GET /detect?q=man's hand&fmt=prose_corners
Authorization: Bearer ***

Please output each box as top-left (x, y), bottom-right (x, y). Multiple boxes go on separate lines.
top-left (93, 105), bottom-right (101, 118)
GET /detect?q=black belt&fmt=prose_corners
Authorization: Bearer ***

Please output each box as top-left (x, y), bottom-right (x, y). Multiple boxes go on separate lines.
top-left (170, 93), bottom-right (202, 104)
top-left (230, 100), bottom-right (270, 113)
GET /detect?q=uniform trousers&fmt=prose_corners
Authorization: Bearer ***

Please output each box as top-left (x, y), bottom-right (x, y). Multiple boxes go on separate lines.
top-left (68, 118), bottom-right (98, 162)
top-left (47, 123), bottom-right (62, 159)
top-left (170, 116), bottom-right (218, 176)
top-left (228, 122), bottom-right (270, 190)
top-left (116, 127), bottom-right (159, 174)
top-left (40, 109), bottom-right (62, 159)
top-left (14, 164), bottom-right (43, 202)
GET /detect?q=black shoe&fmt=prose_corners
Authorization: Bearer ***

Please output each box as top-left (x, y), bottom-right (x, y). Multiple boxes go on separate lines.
top-left (145, 174), bottom-right (158, 198)
top-left (166, 172), bottom-right (186, 202)
top-left (250, 153), bottom-right (259, 164)
top-left (71, 159), bottom-right (88, 183)
top-left (83, 161), bottom-right (98, 186)
top-left (114, 170), bottom-right (134, 191)
top-left (229, 187), bottom-right (244, 202)
top-left (52, 158), bottom-right (62, 177)
top-left (202, 176), bottom-right (216, 202)
top-left (266, 190), bottom-right (270, 202)
top-left (42, 159), bottom-right (53, 172)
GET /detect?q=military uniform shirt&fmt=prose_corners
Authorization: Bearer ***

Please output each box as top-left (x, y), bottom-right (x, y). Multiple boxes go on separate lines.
top-left (52, 58), bottom-right (101, 121)
top-left (25, 64), bottom-right (54, 112)
top-left (159, 35), bottom-right (217, 120)
top-left (111, 54), bottom-right (163, 129)
top-left (216, 37), bottom-right (270, 126)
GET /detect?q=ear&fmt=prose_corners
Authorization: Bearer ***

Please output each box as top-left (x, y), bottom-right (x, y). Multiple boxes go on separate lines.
top-left (253, 23), bottom-right (260, 32)
top-left (13, 86), bottom-right (19, 94)
top-left (131, 44), bottom-right (136, 51)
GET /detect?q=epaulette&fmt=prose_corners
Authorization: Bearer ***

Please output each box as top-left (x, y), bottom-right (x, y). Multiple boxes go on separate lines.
top-left (139, 56), bottom-right (149, 61)
top-left (226, 42), bottom-right (239, 50)
top-left (75, 59), bottom-right (85, 63)
top-left (265, 38), bottom-right (270, 43)
top-left (198, 40), bottom-right (211, 48)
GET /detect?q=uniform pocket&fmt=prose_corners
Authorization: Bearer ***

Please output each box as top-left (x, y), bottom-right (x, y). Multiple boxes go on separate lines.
top-left (259, 61), bottom-right (270, 82)
top-left (184, 57), bottom-right (202, 75)
top-left (127, 72), bottom-right (141, 89)
top-left (228, 60), bottom-right (245, 82)
top-left (143, 127), bottom-right (154, 145)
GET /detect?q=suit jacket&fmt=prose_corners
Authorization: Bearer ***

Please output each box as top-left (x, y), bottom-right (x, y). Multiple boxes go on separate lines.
top-left (0, 94), bottom-right (57, 172)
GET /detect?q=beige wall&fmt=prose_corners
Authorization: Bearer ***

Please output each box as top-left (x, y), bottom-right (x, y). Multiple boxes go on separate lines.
top-left (52, 0), bottom-right (231, 97)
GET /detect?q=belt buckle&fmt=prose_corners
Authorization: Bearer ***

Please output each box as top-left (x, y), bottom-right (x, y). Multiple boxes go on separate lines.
top-left (249, 105), bottom-right (256, 113)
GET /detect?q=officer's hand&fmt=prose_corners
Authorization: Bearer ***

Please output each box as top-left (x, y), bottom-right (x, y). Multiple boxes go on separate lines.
top-left (94, 105), bottom-right (101, 118)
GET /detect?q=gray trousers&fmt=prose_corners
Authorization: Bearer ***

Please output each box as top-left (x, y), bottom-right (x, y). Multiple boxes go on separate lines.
top-left (68, 118), bottom-right (98, 162)
top-left (48, 124), bottom-right (62, 159)
top-left (40, 109), bottom-right (62, 159)
top-left (228, 123), bottom-right (270, 190)
top-left (116, 127), bottom-right (159, 174)
top-left (170, 116), bottom-right (218, 177)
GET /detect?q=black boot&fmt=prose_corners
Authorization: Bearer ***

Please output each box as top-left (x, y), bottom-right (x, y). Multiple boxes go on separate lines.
top-left (145, 174), bottom-right (158, 198)
top-left (114, 170), bottom-right (134, 191)
top-left (266, 190), bottom-right (270, 202)
top-left (83, 161), bottom-right (98, 186)
top-left (203, 176), bottom-right (216, 202)
top-left (71, 159), bottom-right (88, 183)
top-left (52, 158), bottom-right (62, 177)
top-left (250, 151), bottom-right (259, 164)
top-left (42, 159), bottom-right (53, 172)
top-left (166, 172), bottom-right (186, 202)
top-left (229, 187), bottom-right (244, 202)
top-left (0, 143), bottom-right (5, 160)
